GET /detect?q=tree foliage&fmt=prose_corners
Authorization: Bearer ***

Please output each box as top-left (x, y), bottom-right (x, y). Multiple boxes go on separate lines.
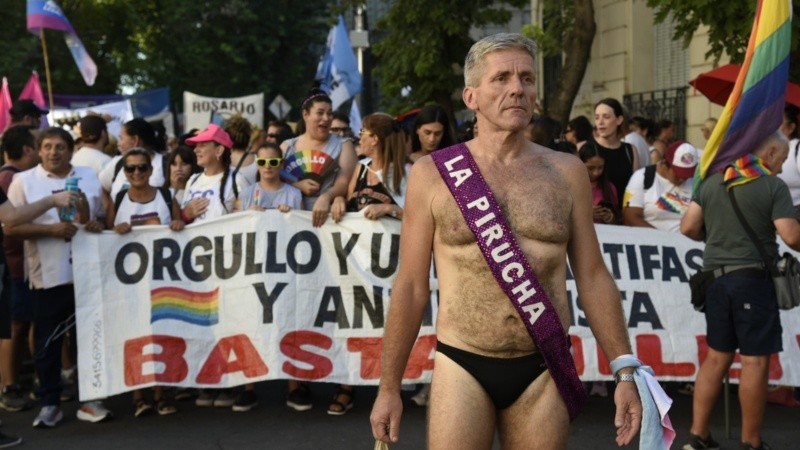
top-left (522, 0), bottom-right (595, 125)
top-left (646, 0), bottom-right (800, 83)
top-left (371, 0), bottom-right (528, 116)
top-left (0, 1), bottom-right (332, 119)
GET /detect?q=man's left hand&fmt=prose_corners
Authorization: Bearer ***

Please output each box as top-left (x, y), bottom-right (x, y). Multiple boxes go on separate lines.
top-left (613, 380), bottom-right (642, 446)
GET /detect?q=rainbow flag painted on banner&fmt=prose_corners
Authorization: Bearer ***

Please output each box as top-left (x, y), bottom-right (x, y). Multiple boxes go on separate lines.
top-left (150, 287), bottom-right (219, 326)
top-left (695, 0), bottom-right (792, 191)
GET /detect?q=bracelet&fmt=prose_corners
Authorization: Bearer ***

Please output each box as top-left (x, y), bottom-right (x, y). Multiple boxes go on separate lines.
top-left (615, 372), bottom-right (635, 384)
top-left (180, 210), bottom-right (193, 224)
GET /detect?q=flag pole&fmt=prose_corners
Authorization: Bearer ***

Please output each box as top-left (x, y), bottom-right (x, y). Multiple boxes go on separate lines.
top-left (39, 29), bottom-right (55, 112)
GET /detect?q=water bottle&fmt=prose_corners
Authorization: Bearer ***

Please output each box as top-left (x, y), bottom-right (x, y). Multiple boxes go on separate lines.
top-left (58, 176), bottom-right (81, 222)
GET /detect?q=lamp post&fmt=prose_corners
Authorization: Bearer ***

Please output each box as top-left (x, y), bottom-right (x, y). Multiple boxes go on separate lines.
top-left (350, 5), bottom-right (371, 114)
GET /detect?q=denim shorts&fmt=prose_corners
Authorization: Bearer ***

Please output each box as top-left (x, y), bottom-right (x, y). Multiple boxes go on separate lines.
top-left (704, 273), bottom-right (782, 356)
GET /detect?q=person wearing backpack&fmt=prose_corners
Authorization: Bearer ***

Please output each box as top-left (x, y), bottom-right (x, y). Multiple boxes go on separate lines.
top-left (104, 147), bottom-right (184, 417)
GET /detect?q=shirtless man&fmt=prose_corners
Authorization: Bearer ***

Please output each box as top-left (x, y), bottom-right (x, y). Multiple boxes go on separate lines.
top-left (370, 33), bottom-right (642, 449)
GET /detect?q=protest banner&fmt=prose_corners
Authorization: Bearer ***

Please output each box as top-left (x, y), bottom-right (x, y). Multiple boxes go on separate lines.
top-left (73, 214), bottom-right (800, 401)
top-left (183, 91), bottom-right (264, 131)
top-left (50, 99), bottom-right (133, 140)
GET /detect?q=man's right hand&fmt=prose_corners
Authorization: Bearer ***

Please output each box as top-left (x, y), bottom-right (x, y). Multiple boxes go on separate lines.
top-left (51, 222), bottom-right (78, 240)
top-left (370, 389), bottom-right (404, 444)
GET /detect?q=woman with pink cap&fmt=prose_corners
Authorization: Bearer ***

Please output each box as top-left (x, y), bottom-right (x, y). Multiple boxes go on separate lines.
top-left (180, 124), bottom-right (249, 224)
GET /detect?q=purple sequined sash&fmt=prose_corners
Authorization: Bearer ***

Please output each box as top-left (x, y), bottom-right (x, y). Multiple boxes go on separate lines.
top-left (431, 144), bottom-right (587, 421)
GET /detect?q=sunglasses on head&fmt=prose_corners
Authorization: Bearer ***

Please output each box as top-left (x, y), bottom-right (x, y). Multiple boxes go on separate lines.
top-left (124, 163), bottom-right (151, 173)
top-left (256, 157), bottom-right (283, 167)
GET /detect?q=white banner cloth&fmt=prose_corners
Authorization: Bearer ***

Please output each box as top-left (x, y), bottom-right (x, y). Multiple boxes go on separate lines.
top-left (182, 91), bottom-right (264, 131)
top-left (73, 216), bottom-right (800, 400)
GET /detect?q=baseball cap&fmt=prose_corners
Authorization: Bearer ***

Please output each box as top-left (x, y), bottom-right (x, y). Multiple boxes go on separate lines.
top-left (185, 124), bottom-right (233, 148)
top-left (9, 99), bottom-right (49, 117)
top-left (664, 140), bottom-right (698, 180)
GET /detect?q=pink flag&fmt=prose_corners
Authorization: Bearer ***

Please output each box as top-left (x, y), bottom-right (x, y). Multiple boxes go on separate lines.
top-left (0, 78), bottom-right (12, 133)
top-left (19, 71), bottom-right (46, 108)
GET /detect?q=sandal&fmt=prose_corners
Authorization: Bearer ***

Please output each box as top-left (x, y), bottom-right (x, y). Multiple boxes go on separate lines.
top-left (134, 399), bottom-right (153, 417)
top-left (155, 399), bottom-right (177, 416)
top-left (327, 387), bottom-right (354, 416)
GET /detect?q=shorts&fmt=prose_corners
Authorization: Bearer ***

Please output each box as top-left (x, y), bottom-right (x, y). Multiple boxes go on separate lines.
top-left (705, 273), bottom-right (782, 356)
top-left (10, 278), bottom-right (34, 322)
top-left (0, 266), bottom-right (9, 339)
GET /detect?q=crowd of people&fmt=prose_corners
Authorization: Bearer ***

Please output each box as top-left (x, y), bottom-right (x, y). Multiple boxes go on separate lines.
top-left (0, 33), bottom-right (797, 450)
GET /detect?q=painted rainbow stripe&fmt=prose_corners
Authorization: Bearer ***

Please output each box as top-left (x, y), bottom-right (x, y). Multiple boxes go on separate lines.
top-left (696, 0), bottom-right (791, 190)
top-left (150, 286), bottom-right (219, 326)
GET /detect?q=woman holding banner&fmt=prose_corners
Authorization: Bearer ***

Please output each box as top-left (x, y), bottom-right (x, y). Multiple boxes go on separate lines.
top-left (280, 88), bottom-right (357, 411)
top-left (327, 112), bottom-right (408, 415)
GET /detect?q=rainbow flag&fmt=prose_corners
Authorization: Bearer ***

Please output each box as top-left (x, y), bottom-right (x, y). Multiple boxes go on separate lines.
top-left (695, 0), bottom-right (792, 190)
top-left (150, 287), bottom-right (220, 326)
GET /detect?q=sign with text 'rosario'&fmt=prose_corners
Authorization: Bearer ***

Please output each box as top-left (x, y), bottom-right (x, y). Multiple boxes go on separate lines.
top-left (183, 91), bottom-right (264, 131)
top-left (72, 214), bottom-right (800, 401)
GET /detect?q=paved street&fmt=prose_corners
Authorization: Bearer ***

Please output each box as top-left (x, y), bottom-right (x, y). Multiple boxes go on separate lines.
top-left (0, 382), bottom-right (797, 449)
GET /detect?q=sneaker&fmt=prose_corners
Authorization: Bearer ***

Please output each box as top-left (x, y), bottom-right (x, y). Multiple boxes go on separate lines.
top-left (212, 389), bottom-right (235, 408)
top-left (232, 390), bottom-right (258, 412)
top-left (286, 385), bottom-right (312, 411)
top-left (0, 385), bottom-right (30, 412)
top-left (33, 405), bottom-right (63, 428)
top-left (195, 389), bottom-right (215, 407)
top-left (411, 384), bottom-right (430, 406)
top-left (76, 401), bottom-right (112, 423)
top-left (678, 382), bottom-right (695, 396)
top-left (741, 441), bottom-right (771, 450)
top-left (0, 432), bottom-right (21, 448)
top-left (683, 433), bottom-right (720, 450)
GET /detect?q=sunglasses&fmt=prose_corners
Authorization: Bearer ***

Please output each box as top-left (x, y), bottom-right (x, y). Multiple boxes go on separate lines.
top-left (123, 163), bottom-right (151, 173)
top-left (256, 157), bottom-right (283, 168)
top-left (266, 133), bottom-right (279, 139)
top-left (331, 127), bottom-right (350, 134)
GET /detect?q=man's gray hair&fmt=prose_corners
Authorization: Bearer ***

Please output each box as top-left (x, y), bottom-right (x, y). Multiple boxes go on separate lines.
top-left (464, 33), bottom-right (537, 88)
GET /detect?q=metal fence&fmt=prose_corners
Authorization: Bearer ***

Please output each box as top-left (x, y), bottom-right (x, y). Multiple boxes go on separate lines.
top-left (623, 87), bottom-right (687, 140)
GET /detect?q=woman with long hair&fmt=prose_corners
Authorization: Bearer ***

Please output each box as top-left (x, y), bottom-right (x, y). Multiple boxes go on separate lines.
top-left (589, 98), bottom-right (639, 207)
top-left (181, 124), bottom-right (248, 224)
top-left (409, 104), bottom-right (455, 163)
top-left (328, 113), bottom-right (409, 415)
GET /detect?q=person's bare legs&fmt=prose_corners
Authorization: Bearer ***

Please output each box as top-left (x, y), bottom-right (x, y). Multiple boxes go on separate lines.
top-left (498, 372), bottom-right (569, 449)
top-left (690, 348), bottom-right (734, 438)
top-left (428, 353), bottom-right (495, 450)
top-left (738, 355), bottom-right (770, 447)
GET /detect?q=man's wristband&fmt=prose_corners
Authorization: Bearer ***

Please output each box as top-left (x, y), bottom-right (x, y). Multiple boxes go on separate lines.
top-left (615, 372), bottom-right (635, 384)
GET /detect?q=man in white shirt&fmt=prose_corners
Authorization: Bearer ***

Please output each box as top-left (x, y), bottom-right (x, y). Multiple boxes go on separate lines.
top-left (71, 115), bottom-right (112, 176)
top-left (5, 127), bottom-right (110, 428)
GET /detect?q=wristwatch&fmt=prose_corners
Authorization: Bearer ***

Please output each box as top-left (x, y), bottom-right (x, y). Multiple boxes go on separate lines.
top-left (615, 372), bottom-right (635, 384)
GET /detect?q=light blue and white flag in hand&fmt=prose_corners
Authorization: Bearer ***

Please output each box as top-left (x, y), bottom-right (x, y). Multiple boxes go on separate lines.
top-left (315, 15), bottom-right (362, 110)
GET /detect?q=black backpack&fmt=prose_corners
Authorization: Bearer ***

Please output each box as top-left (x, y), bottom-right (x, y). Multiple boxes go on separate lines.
top-left (114, 186), bottom-right (173, 217)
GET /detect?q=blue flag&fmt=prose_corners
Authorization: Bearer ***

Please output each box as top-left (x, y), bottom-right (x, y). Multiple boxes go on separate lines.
top-left (315, 16), bottom-right (362, 110)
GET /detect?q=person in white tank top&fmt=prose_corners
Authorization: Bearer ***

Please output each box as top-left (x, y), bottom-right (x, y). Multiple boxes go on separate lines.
top-left (104, 147), bottom-right (183, 416)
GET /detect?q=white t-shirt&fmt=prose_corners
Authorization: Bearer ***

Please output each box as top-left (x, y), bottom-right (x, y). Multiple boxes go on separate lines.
top-left (99, 152), bottom-right (165, 198)
top-left (7, 165), bottom-right (104, 289)
top-left (71, 146), bottom-right (111, 176)
top-left (181, 170), bottom-right (248, 223)
top-left (624, 166), bottom-right (693, 233)
top-left (778, 138), bottom-right (800, 206)
top-left (114, 189), bottom-right (172, 226)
